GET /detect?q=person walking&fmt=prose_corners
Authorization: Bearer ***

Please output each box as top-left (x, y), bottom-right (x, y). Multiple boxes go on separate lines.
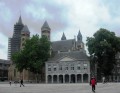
top-left (90, 77), bottom-right (97, 92)
top-left (9, 80), bottom-right (11, 86)
top-left (102, 76), bottom-right (105, 84)
top-left (20, 79), bottom-right (24, 87)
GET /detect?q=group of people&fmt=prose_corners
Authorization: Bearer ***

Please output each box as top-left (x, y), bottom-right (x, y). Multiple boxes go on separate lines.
top-left (9, 77), bottom-right (106, 92)
top-left (9, 79), bottom-right (24, 87)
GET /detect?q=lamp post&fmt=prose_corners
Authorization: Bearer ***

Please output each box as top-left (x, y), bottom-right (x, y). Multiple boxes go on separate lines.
top-left (91, 54), bottom-right (98, 80)
top-left (95, 59), bottom-right (98, 80)
top-left (2, 61), bottom-right (5, 81)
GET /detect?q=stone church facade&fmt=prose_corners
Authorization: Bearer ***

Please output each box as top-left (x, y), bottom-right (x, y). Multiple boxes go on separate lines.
top-left (43, 22), bottom-right (90, 83)
top-left (8, 16), bottom-right (90, 83)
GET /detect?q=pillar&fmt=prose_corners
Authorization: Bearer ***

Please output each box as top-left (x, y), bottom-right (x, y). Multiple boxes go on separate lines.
top-left (75, 74), bottom-right (77, 83)
top-left (81, 74), bottom-right (83, 83)
top-left (69, 74), bottom-right (71, 83)
top-left (88, 74), bottom-right (90, 82)
top-left (63, 74), bottom-right (65, 83)
top-left (57, 75), bottom-right (59, 83)
top-left (52, 75), bottom-right (53, 83)
top-left (46, 75), bottom-right (48, 83)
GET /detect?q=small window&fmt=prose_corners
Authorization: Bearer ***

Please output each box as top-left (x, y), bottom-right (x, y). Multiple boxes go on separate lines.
top-left (22, 38), bottom-right (25, 41)
top-left (71, 64), bottom-right (74, 70)
top-left (84, 63), bottom-right (87, 70)
top-left (22, 43), bottom-right (24, 46)
top-left (77, 64), bottom-right (81, 70)
top-left (53, 65), bottom-right (57, 71)
top-left (59, 65), bottom-right (62, 70)
top-left (48, 65), bottom-right (51, 71)
top-left (54, 67), bottom-right (56, 71)
top-left (48, 68), bottom-right (51, 71)
top-left (65, 66), bottom-right (68, 70)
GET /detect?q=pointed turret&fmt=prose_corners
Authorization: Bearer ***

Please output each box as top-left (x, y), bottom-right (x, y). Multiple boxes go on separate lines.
top-left (18, 16), bottom-right (23, 24)
top-left (76, 30), bottom-right (84, 50)
top-left (41, 21), bottom-right (51, 31)
top-left (61, 32), bottom-right (66, 40)
top-left (21, 25), bottom-right (30, 33)
top-left (77, 30), bottom-right (82, 41)
top-left (41, 21), bottom-right (51, 40)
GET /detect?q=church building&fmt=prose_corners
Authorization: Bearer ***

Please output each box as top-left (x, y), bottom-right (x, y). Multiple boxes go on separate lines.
top-left (8, 16), bottom-right (90, 83)
top-left (41, 21), bottom-right (91, 83)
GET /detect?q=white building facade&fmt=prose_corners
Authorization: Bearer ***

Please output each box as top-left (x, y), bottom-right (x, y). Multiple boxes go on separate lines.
top-left (46, 52), bottom-right (90, 83)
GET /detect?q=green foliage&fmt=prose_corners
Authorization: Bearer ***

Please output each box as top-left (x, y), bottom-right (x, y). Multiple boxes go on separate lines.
top-left (86, 28), bottom-right (120, 76)
top-left (12, 34), bottom-right (51, 74)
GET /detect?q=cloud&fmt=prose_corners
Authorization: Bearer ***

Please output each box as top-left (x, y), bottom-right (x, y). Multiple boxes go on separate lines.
top-left (0, 0), bottom-right (120, 59)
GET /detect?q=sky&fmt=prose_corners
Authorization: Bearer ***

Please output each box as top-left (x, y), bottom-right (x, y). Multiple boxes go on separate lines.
top-left (0, 0), bottom-right (120, 60)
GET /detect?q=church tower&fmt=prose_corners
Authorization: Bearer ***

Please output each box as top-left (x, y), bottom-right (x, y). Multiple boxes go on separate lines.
top-left (8, 16), bottom-right (24, 60)
top-left (76, 30), bottom-right (84, 50)
top-left (61, 32), bottom-right (66, 40)
top-left (20, 25), bottom-right (30, 50)
top-left (41, 21), bottom-right (51, 40)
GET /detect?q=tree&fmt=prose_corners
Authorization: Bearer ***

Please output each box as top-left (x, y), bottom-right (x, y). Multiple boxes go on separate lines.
top-left (12, 35), bottom-right (51, 82)
top-left (86, 28), bottom-right (120, 78)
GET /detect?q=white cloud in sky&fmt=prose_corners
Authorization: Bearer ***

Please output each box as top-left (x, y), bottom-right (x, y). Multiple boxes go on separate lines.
top-left (0, 0), bottom-right (120, 59)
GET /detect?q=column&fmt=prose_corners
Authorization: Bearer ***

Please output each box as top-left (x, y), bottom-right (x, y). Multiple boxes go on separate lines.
top-left (88, 74), bottom-right (90, 82)
top-left (63, 74), bottom-right (65, 83)
top-left (57, 75), bottom-right (59, 83)
top-left (46, 75), bottom-right (48, 83)
top-left (52, 75), bottom-right (53, 83)
top-left (75, 74), bottom-right (77, 83)
top-left (117, 76), bottom-right (119, 82)
top-left (69, 74), bottom-right (71, 83)
top-left (81, 74), bottom-right (83, 83)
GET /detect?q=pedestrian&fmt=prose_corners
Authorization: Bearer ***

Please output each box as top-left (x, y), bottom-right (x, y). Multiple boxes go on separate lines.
top-left (102, 76), bottom-right (105, 84)
top-left (14, 80), bottom-right (18, 86)
top-left (9, 80), bottom-right (11, 86)
top-left (20, 79), bottom-right (24, 87)
top-left (90, 77), bottom-right (97, 92)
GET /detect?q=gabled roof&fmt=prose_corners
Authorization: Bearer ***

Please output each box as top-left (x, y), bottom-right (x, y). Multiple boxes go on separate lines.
top-left (47, 51), bottom-right (89, 62)
top-left (51, 39), bottom-right (75, 52)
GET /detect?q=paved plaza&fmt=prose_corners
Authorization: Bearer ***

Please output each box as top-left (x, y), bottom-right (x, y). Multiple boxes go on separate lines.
top-left (0, 82), bottom-right (120, 93)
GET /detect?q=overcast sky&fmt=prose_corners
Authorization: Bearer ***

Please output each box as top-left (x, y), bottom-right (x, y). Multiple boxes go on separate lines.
top-left (0, 0), bottom-right (120, 60)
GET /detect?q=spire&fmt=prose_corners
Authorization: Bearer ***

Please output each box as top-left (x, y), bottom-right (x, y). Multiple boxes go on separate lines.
top-left (18, 15), bottom-right (23, 24)
top-left (21, 25), bottom-right (30, 33)
top-left (61, 32), bottom-right (66, 40)
top-left (41, 21), bottom-right (51, 31)
top-left (77, 30), bottom-right (82, 41)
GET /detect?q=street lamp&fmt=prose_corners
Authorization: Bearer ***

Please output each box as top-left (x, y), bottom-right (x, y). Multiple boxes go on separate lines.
top-left (91, 54), bottom-right (98, 80)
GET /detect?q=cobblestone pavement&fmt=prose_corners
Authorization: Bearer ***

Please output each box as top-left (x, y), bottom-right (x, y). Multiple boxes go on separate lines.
top-left (0, 83), bottom-right (120, 93)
